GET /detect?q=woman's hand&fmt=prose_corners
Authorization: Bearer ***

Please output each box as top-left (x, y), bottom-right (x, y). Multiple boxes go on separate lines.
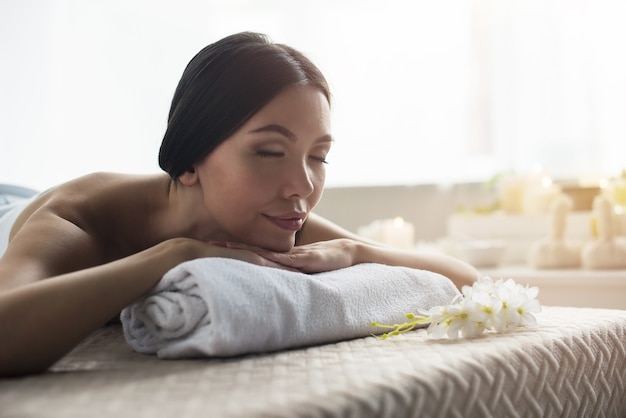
top-left (206, 238), bottom-right (479, 291)
top-left (205, 240), bottom-right (302, 271)
top-left (210, 239), bottom-right (359, 274)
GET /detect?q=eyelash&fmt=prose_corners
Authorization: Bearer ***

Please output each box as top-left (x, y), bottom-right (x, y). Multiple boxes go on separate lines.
top-left (256, 150), bottom-right (284, 158)
top-left (256, 151), bottom-right (328, 164)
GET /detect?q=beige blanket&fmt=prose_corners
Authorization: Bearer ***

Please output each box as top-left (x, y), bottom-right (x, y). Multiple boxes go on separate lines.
top-left (1, 306), bottom-right (625, 417)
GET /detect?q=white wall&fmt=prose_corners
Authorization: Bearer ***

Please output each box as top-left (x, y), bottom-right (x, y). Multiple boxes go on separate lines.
top-left (314, 183), bottom-right (499, 240)
top-left (2, 1), bottom-right (625, 191)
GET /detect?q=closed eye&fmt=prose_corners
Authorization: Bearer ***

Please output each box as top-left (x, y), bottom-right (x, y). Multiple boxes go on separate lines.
top-left (256, 150), bottom-right (284, 158)
top-left (310, 155), bottom-right (329, 164)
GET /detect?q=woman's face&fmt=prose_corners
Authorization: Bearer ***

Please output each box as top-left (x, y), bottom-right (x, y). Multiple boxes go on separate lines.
top-left (193, 84), bottom-right (332, 252)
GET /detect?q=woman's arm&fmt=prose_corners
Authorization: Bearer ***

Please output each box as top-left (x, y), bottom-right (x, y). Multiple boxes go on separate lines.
top-left (0, 239), bottom-right (187, 376)
top-left (263, 213), bottom-right (480, 289)
top-left (352, 241), bottom-right (479, 289)
top-left (0, 237), bottom-right (285, 377)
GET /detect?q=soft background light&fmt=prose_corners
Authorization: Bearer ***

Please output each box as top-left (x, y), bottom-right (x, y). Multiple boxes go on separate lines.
top-left (1, 0), bottom-right (625, 191)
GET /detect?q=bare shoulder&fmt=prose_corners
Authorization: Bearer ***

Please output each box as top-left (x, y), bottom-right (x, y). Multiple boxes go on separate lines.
top-left (36, 172), bottom-right (165, 208)
top-left (10, 172), bottom-right (165, 239)
top-left (297, 212), bottom-right (363, 245)
top-left (0, 172), bottom-right (169, 291)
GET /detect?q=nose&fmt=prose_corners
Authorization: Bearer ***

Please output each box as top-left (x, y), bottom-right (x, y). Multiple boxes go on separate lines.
top-left (282, 160), bottom-right (315, 199)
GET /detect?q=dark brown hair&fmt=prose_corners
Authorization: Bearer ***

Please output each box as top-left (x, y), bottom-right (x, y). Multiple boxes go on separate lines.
top-left (158, 32), bottom-right (331, 179)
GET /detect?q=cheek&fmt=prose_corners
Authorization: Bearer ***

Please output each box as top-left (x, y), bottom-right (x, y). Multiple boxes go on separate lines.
top-left (309, 167), bottom-right (326, 203)
top-left (316, 166), bottom-right (327, 187)
top-left (232, 168), bottom-right (279, 202)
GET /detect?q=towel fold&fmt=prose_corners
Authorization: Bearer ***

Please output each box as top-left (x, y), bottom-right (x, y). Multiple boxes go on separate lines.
top-left (121, 258), bottom-right (460, 359)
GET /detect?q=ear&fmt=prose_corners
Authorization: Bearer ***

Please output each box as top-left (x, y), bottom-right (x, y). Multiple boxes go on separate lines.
top-left (178, 167), bottom-right (199, 187)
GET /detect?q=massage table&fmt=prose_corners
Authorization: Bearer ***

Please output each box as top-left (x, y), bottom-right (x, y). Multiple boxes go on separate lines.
top-left (2, 306), bottom-right (625, 417)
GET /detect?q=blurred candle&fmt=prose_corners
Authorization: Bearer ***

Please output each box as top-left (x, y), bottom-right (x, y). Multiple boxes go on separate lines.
top-left (499, 174), bottom-right (526, 213)
top-left (357, 217), bottom-right (415, 249)
top-left (382, 217), bottom-right (415, 249)
top-left (523, 176), bottom-right (561, 214)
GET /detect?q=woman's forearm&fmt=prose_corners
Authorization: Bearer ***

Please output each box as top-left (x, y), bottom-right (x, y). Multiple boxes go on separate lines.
top-left (0, 238), bottom-right (197, 377)
top-left (354, 241), bottom-right (480, 290)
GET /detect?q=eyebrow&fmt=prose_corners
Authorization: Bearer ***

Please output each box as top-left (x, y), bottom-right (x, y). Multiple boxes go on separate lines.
top-left (248, 124), bottom-right (333, 143)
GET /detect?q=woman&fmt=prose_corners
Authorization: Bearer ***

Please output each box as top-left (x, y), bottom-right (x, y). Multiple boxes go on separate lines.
top-left (0, 32), bottom-right (478, 377)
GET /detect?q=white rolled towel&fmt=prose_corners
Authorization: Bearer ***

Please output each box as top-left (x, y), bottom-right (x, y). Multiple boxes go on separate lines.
top-left (121, 258), bottom-right (460, 358)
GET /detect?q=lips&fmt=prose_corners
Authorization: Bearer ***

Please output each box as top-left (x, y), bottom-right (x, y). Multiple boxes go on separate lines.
top-left (264, 212), bottom-right (306, 231)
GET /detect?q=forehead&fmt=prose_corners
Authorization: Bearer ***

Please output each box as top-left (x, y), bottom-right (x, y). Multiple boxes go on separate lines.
top-left (246, 85), bottom-right (331, 130)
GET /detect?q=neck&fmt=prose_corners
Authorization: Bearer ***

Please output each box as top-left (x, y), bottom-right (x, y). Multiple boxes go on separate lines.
top-left (159, 178), bottom-right (217, 242)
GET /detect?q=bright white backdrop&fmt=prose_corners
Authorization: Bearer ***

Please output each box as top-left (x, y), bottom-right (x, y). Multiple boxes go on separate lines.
top-left (1, 0), bottom-right (625, 191)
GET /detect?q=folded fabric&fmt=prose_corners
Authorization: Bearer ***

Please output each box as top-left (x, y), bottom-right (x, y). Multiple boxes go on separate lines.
top-left (121, 258), bottom-right (460, 359)
top-left (0, 194), bottom-right (38, 257)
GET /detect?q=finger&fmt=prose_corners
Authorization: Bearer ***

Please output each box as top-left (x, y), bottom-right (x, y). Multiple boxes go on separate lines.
top-left (252, 253), bottom-right (300, 272)
top-left (261, 251), bottom-right (326, 274)
top-left (228, 248), bottom-right (300, 272)
top-left (259, 251), bottom-right (300, 266)
top-left (265, 262), bottom-right (300, 272)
